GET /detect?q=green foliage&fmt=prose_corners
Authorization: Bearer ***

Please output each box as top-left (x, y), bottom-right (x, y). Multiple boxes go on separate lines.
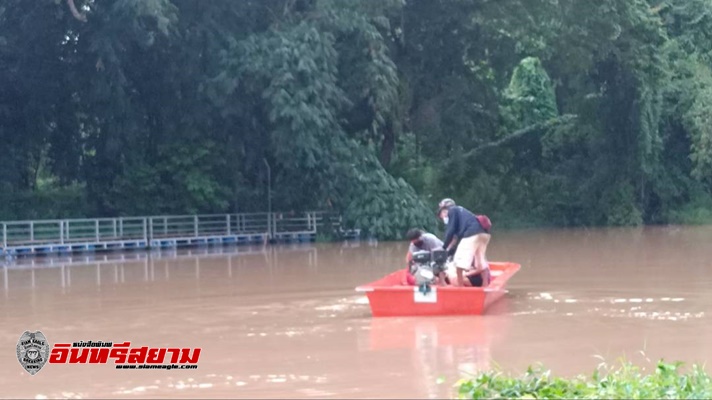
top-left (456, 359), bottom-right (712, 399)
top-left (3, 0), bottom-right (712, 233)
top-left (105, 140), bottom-right (231, 216)
top-left (501, 57), bottom-right (559, 131)
top-left (0, 184), bottom-right (89, 221)
top-left (667, 192), bottom-right (712, 225)
top-left (216, 9), bottom-right (434, 238)
top-left (599, 182), bottom-right (645, 226)
top-left (680, 62), bottom-right (712, 185)
top-left (340, 144), bottom-right (437, 239)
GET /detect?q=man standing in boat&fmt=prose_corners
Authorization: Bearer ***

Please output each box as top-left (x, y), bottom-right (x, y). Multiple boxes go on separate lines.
top-left (437, 198), bottom-right (491, 287)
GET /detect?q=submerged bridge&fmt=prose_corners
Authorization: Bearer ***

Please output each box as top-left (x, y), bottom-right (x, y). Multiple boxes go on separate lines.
top-left (0, 211), bottom-right (361, 258)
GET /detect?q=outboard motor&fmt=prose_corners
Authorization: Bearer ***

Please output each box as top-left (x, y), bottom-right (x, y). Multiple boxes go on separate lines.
top-left (410, 248), bottom-right (451, 289)
top-left (431, 249), bottom-right (448, 276)
top-left (410, 250), bottom-right (436, 286)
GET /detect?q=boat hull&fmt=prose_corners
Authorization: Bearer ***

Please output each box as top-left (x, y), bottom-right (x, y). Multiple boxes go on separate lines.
top-left (356, 262), bottom-right (521, 317)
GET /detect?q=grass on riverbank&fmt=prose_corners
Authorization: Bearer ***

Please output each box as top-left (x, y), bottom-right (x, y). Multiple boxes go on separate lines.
top-left (455, 359), bottom-right (712, 399)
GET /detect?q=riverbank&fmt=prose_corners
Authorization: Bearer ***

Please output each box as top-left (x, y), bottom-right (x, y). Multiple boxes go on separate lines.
top-left (4, 183), bottom-right (712, 234)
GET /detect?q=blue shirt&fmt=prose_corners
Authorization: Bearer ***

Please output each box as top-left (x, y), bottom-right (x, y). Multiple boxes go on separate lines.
top-left (443, 206), bottom-right (484, 249)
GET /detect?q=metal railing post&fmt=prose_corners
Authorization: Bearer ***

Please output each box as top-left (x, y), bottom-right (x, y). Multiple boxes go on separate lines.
top-left (267, 213), bottom-right (271, 239)
top-left (143, 218), bottom-right (148, 242)
top-left (113, 219), bottom-right (117, 238)
top-left (226, 215), bottom-right (231, 235)
top-left (2, 223), bottom-right (6, 249)
top-left (59, 221), bottom-right (64, 244)
top-left (119, 217), bottom-right (124, 238)
top-left (30, 221), bottom-right (34, 242)
top-left (273, 213), bottom-right (277, 238)
top-left (194, 215), bottom-right (199, 237)
top-left (95, 219), bottom-right (100, 241)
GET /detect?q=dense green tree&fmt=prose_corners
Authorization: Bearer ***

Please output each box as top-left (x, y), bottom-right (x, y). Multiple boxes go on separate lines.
top-left (2, 0), bottom-right (712, 235)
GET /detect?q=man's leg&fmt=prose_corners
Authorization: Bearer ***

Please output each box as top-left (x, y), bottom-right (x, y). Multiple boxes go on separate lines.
top-left (457, 268), bottom-right (473, 287)
top-left (437, 271), bottom-right (450, 286)
top-left (445, 261), bottom-right (458, 283)
top-left (475, 233), bottom-right (491, 270)
top-left (453, 236), bottom-right (477, 286)
top-left (473, 233), bottom-right (491, 285)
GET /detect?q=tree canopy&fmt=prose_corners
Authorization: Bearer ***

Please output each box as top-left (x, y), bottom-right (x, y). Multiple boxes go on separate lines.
top-left (2, 0), bottom-right (712, 236)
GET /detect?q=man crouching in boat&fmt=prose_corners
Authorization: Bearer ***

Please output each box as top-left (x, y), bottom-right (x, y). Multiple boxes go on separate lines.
top-left (403, 228), bottom-right (449, 286)
top-left (437, 198), bottom-right (491, 287)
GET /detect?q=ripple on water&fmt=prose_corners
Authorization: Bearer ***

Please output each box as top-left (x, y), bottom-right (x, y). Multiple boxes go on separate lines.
top-left (41, 392), bottom-right (83, 399)
top-left (598, 309), bottom-right (705, 321)
top-left (298, 388), bottom-right (336, 396)
top-left (530, 291), bottom-right (691, 306)
top-left (113, 386), bottom-right (159, 395)
top-left (314, 296), bottom-right (369, 312)
top-left (524, 292), bottom-right (702, 321)
top-left (508, 309), bottom-right (558, 316)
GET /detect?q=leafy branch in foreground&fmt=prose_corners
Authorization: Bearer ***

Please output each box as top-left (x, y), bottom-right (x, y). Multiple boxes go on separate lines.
top-left (455, 359), bottom-right (712, 399)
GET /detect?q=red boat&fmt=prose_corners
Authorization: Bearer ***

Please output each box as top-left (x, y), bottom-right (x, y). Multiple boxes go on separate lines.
top-left (355, 261), bottom-right (521, 317)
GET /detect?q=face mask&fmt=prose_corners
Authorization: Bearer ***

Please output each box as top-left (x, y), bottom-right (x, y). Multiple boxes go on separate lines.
top-left (443, 217), bottom-right (449, 225)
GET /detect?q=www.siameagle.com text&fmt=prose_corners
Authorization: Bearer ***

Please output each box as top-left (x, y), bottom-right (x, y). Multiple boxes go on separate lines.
top-left (116, 364), bottom-right (198, 370)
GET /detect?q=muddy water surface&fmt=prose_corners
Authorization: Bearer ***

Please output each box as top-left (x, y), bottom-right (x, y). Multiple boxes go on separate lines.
top-left (2, 225), bottom-right (712, 399)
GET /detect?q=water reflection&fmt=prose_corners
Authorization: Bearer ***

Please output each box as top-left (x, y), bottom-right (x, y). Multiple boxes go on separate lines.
top-left (361, 303), bottom-right (511, 398)
top-left (1, 244), bottom-right (321, 293)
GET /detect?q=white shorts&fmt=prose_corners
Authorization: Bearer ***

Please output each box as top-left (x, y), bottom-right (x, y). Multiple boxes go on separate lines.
top-left (453, 235), bottom-right (477, 270)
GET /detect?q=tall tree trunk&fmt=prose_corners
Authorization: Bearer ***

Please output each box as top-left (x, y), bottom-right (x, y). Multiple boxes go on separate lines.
top-left (380, 119), bottom-right (395, 167)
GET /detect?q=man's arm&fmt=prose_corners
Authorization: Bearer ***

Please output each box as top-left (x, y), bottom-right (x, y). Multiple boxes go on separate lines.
top-left (446, 235), bottom-right (458, 257)
top-left (408, 242), bottom-right (417, 255)
top-left (442, 208), bottom-right (459, 249)
top-left (405, 248), bottom-right (415, 272)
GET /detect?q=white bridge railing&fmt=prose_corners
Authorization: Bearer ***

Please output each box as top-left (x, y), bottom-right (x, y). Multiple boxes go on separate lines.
top-left (1, 211), bottom-right (355, 252)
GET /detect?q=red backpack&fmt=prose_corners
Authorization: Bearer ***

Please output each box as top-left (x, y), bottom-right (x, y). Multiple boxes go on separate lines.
top-left (476, 215), bottom-right (492, 232)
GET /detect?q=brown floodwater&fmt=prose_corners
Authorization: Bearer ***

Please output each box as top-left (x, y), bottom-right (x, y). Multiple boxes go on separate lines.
top-left (2, 225), bottom-right (712, 399)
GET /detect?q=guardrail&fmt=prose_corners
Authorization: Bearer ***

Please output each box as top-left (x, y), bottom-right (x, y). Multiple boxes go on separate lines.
top-left (1, 211), bottom-right (359, 257)
top-left (2, 217), bottom-right (148, 247)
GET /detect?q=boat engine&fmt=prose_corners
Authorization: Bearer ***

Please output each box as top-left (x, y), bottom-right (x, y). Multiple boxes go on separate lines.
top-left (431, 249), bottom-right (448, 274)
top-left (410, 250), bottom-right (435, 286)
top-left (410, 249), bottom-right (449, 286)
